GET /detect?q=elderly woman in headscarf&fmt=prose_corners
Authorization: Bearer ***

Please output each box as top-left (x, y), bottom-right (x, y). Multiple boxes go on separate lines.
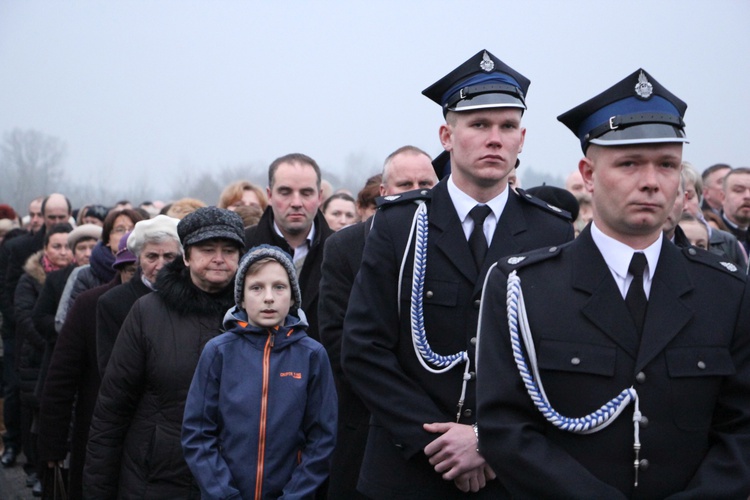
top-left (95, 215), bottom-right (182, 375)
top-left (83, 207), bottom-right (244, 499)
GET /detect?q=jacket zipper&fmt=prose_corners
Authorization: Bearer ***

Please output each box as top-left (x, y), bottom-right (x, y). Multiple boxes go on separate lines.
top-left (255, 330), bottom-right (275, 500)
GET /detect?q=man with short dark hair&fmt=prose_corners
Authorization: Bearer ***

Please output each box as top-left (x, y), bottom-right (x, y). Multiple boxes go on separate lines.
top-left (701, 163), bottom-right (731, 214)
top-left (342, 50), bottom-right (573, 498)
top-left (477, 69), bottom-right (750, 497)
top-left (720, 167), bottom-right (750, 254)
top-left (245, 153), bottom-right (332, 341)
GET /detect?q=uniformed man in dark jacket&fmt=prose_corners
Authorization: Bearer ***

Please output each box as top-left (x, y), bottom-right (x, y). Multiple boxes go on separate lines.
top-left (341, 50), bottom-right (574, 499)
top-left (476, 69), bottom-right (750, 497)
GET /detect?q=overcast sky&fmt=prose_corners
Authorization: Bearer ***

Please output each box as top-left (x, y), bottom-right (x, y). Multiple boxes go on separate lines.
top-left (1, 0), bottom-right (748, 196)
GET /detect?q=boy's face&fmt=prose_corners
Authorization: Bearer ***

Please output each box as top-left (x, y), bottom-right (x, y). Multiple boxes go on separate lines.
top-left (242, 261), bottom-right (293, 328)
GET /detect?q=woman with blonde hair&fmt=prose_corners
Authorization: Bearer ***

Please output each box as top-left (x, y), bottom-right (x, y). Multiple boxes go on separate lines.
top-left (217, 180), bottom-right (267, 212)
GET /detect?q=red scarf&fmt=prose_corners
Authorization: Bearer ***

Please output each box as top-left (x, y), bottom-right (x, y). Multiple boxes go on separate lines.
top-left (41, 254), bottom-right (65, 273)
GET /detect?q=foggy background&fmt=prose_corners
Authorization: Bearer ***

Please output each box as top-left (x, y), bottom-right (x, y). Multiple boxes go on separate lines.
top-left (1, 0), bottom-right (748, 210)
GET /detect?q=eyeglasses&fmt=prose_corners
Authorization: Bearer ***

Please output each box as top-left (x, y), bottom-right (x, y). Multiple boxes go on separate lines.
top-left (111, 225), bottom-right (132, 235)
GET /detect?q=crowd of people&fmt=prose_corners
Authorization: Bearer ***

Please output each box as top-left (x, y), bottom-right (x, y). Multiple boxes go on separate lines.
top-left (0, 48), bottom-right (749, 499)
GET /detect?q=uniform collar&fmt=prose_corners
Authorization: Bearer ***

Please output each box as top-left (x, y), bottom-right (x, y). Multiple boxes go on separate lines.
top-left (446, 174), bottom-right (509, 223)
top-left (590, 221), bottom-right (661, 282)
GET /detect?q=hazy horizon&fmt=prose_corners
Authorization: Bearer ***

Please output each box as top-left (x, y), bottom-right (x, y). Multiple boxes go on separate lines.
top-left (2, 0), bottom-right (748, 207)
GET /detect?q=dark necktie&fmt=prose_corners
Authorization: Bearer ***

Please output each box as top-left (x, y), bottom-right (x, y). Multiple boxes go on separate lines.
top-left (625, 252), bottom-right (648, 339)
top-left (468, 205), bottom-right (492, 271)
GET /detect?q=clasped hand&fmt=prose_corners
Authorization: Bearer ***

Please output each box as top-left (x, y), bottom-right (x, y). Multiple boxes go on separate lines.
top-left (423, 422), bottom-right (497, 493)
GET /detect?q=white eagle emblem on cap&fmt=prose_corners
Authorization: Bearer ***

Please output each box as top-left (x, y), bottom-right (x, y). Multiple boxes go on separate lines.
top-left (720, 261), bottom-right (738, 272)
top-left (383, 195), bottom-right (401, 201)
top-left (634, 70), bottom-right (653, 99)
top-left (480, 51), bottom-right (494, 72)
top-left (507, 256), bottom-right (526, 265)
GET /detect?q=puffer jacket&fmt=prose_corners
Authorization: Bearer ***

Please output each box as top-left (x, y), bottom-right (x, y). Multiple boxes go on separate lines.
top-left (182, 306), bottom-right (337, 500)
top-left (83, 258), bottom-right (234, 499)
top-left (13, 250), bottom-right (47, 404)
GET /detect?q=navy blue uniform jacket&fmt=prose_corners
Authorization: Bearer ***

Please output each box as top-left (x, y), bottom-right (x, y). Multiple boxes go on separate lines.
top-left (342, 180), bottom-right (574, 499)
top-left (477, 225), bottom-right (750, 498)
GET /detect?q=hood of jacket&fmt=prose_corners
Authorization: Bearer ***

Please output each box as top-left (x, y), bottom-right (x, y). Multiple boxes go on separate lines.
top-left (155, 257), bottom-right (235, 317)
top-left (222, 305), bottom-right (309, 348)
top-left (23, 250), bottom-right (47, 286)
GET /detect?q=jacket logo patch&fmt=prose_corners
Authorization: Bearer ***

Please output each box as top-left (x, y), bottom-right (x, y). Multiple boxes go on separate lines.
top-left (280, 372), bottom-right (302, 379)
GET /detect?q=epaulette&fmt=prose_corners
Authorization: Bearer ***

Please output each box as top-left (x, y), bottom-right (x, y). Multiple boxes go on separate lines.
top-left (497, 244), bottom-right (565, 274)
top-left (682, 245), bottom-right (746, 282)
top-left (375, 188), bottom-right (432, 209)
top-left (515, 188), bottom-right (573, 221)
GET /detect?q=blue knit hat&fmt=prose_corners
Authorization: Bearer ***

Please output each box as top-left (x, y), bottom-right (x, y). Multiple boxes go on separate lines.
top-left (234, 244), bottom-right (302, 311)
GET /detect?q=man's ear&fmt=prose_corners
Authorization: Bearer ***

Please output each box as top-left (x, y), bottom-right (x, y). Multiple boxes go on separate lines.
top-left (439, 123), bottom-right (453, 152)
top-left (579, 157), bottom-right (595, 194)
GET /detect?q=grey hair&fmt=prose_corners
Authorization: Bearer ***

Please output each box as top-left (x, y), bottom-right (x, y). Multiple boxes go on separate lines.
top-left (130, 231), bottom-right (183, 257)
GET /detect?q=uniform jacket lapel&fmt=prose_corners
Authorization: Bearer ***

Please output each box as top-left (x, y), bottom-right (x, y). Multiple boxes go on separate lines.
top-left (573, 227), bottom-right (640, 359)
top-left (635, 239), bottom-right (694, 372)
top-left (483, 191), bottom-right (528, 276)
top-left (429, 181), bottom-right (477, 283)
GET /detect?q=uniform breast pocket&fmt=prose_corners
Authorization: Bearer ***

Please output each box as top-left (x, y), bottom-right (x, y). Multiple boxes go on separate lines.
top-left (537, 339), bottom-right (617, 377)
top-left (536, 340), bottom-right (618, 414)
top-left (666, 346), bottom-right (735, 431)
top-left (400, 278), bottom-right (460, 349)
top-left (400, 278), bottom-right (459, 308)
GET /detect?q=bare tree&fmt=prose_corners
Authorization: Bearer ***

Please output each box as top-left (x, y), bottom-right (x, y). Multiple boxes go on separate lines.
top-left (0, 128), bottom-right (66, 209)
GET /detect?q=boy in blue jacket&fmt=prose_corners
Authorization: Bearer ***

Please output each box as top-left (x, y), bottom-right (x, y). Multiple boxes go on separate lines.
top-left (182, 244), bottom-right (337, 499)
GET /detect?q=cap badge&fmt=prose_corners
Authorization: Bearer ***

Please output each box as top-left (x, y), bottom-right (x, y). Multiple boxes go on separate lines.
top-left (383, 195), bottom-right (401, 201)
top-left (480, 51), bottom-right (494, 72)
top-left (507, 256), bottom-right (526, 265)
top-left (720, 261), bottom-right (738, 272)
top-left (634, 71), bottom-right (653, 100)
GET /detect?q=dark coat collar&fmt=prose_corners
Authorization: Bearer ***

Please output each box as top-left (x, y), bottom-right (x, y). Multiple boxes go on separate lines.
top-left (429, 180), bottom-right (530, 286)
top-left (247, 206), bottom-right (333, 255)
top-left (155, 258), bottom-right (234, 317)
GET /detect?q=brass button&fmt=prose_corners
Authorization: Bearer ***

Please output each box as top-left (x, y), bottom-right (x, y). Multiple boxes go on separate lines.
top-left (549, 246), bottom-right (557, 252)
top-left (636, 372), bottom-right (647, 384)
top-left (639, 459), bottom-right (650, 471)
top-left (474, 299), bottom-right (481, 309)
top-left (697, 360), bottom-right (706, 370)
top-left (470, 337), bottom-right (477, 346)
top-left (425, 290), bottom-right (434, 299)
top-left (570, 357), bottom-right (581, 366)
top-left (463, 409), bottom-right (472, 418)
top-left (420, 190), bottom-right (429, 196)
top-left (639, 415), bottom-right (649, 428)
top-left (688, 248), bottom-right (697, 255)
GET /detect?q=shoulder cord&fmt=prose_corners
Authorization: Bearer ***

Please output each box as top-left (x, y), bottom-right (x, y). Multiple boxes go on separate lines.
top-left (397, 201), bottom-right (471, 422)
top-left (500, 269), bottom-right (643, 487)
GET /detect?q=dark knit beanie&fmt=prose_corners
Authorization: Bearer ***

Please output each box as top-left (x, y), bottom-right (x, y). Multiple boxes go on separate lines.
top-left (177, 206), bottom-right (245, 248)
top-left (234, 244), bottom-right (302, 311)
